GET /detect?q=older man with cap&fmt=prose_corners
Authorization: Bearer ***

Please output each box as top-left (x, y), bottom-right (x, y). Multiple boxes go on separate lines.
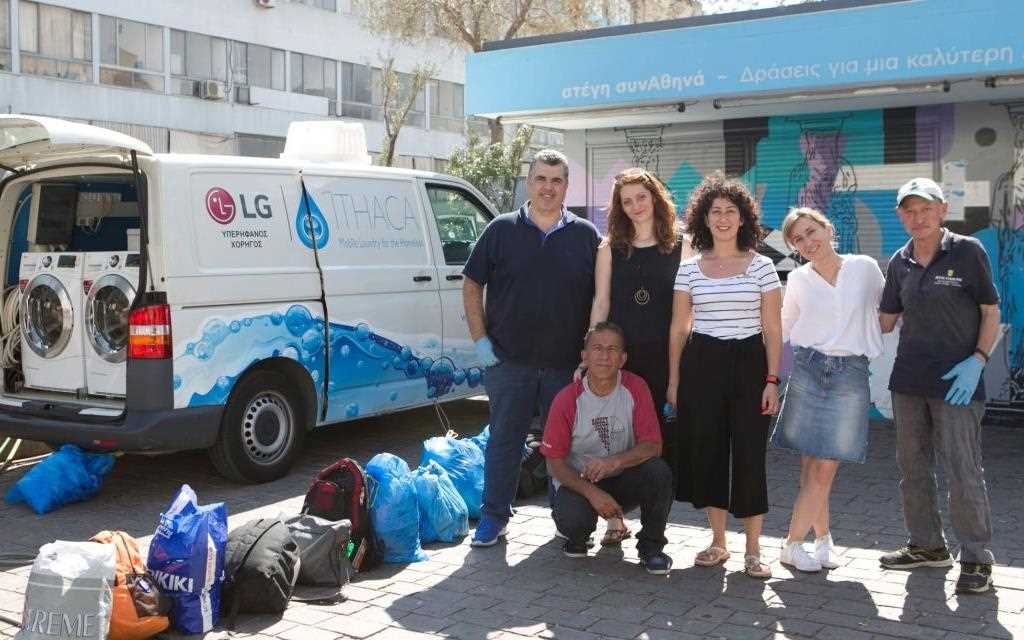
top-left (878, 178), bottom-right (1002, 594)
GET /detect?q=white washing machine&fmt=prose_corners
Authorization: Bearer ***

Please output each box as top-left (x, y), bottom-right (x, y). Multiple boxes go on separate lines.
top-left (19, 252), bottom-right (87, 393)
top-left (82, 252), bottom-right (139, 397)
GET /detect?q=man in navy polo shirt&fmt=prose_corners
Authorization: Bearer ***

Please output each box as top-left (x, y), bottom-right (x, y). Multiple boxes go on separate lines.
top-left (878, 178), bottom-right (1002, 594)
top-left (462, 149), bottom-right (601, 547)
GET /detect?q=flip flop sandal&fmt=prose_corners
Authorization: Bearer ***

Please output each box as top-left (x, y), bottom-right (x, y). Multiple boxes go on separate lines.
top-left (600, 526), bottom-right (631, 546)
top-left (694, 546), bottom-right (730, 567)
top-left (744, 554), bottom-right (772, 579)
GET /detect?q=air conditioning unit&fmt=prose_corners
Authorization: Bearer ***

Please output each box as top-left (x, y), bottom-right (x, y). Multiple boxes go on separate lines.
top-left (194, 80), bottom-right (225, 101)
top-left (236, 86), bottom-right (259, 105)
top-left (254, 0), bottom-right (278, 7)
top-left (328, 100), bottom-right (341, 117)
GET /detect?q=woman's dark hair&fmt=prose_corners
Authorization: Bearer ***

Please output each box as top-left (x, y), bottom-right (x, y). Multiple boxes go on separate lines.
top-left (683, 172), bottom-right (764, 252)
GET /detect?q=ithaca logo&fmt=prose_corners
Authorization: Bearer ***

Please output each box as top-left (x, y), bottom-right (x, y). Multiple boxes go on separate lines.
top-left (206, 187), bottom-right (274, 225)
top-left (151, 569), bottom-right (195, 593)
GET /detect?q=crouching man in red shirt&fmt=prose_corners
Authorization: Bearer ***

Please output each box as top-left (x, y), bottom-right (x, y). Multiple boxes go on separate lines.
top-left (541, 321), bottom-right (674, 574)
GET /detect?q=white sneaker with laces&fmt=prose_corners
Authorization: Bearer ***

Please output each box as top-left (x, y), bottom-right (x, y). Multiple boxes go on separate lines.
top-left (781, 541), bottom-right (822, 573)
top-left (815, 533), bottom-right (841, 569)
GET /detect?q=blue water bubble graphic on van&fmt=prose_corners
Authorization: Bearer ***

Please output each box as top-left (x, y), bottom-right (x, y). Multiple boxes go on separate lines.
top-left (295, 193), bottom-right (330, 250)
top-left (176, 304), bottom-right (480, 418)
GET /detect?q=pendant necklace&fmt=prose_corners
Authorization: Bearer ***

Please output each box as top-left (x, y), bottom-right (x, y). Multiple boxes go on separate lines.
top-left (631, 250), bottom-right (651, 306)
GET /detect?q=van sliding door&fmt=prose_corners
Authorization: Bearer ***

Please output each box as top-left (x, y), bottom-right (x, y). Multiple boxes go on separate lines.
top-left (299, 174), bottom-right (444, 421)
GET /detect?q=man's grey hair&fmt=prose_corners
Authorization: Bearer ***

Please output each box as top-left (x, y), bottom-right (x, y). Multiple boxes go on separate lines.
top-left (528, 149), bottom-right (569, 180)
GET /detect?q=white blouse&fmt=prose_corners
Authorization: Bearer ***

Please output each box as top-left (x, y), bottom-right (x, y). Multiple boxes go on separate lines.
top-left (781, 254), bottom-right (885, 359)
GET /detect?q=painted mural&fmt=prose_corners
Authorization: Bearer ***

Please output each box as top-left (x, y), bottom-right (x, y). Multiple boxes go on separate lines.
top-left (578, 102), bottom-right (1024, 423)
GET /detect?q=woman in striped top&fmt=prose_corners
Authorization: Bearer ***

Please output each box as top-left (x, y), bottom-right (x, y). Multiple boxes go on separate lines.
top-left (666, 173), bottom-right (783, 579)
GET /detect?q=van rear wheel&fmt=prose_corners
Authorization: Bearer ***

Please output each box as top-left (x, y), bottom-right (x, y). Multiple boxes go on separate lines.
top-left (209, 370), bottom-right (307, 483)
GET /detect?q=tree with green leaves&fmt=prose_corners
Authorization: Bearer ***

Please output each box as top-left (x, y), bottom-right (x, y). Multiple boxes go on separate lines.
top-left (447, 125), bottom-right (535, 211)
top-left (378, 57), bottom-right (435, 167)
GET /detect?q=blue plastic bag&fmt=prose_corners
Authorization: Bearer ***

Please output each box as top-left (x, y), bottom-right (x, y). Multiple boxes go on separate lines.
top-left (146, 484), bottom-right (228, 634)
top-left (366, 453), bottom-right (428, 564)
top-left (412, 461), bottom-right (469, 543)
top-left (420, 427), bottom-right (490, 518)
top-left (468, 425), bottom-right (490, 453)
top-left (4, 444), bottom-right (115, 514)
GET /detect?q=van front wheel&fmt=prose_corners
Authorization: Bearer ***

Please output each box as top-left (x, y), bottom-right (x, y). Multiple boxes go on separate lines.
top-left (209, 370), bottom-right (307, 483)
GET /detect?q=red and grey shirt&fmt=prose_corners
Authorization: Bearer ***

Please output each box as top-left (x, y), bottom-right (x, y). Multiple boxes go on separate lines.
top-left (541, 371), bottom-right (661, 489)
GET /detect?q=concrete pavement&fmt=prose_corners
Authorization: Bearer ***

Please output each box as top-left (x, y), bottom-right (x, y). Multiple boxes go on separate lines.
top-left (0, 397), bottom-right (1021, 639)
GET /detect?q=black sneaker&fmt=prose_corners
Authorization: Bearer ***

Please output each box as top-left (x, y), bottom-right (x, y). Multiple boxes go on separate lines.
top-left (879, 545), bottom-right (953, 569)
top-left (639, 551), bottom-right (673, 575)
top-left (563, 540), bottom-right (589, 558)
top-left (955, 563), bottom-right (993, 594)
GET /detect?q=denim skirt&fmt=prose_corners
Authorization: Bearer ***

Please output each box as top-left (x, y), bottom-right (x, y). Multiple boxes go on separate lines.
top-left (771, 346), bottom-right (871, 463)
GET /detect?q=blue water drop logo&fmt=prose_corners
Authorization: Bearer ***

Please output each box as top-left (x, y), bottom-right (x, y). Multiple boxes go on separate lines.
top-left (295, 193), bottom-right (330, 250)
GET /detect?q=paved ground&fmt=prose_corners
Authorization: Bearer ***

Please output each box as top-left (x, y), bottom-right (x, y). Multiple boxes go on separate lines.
top-left (1, 397), bottom-right (1022, 640)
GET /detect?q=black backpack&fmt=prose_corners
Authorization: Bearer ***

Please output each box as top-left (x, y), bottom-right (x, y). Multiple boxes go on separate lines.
top-left (221, 518), bottom-right (300, 622)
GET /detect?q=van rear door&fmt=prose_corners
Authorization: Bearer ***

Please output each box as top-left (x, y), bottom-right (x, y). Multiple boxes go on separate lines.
top-left (299, 173), bottom-right (444, 420)
top-left (0, 115), bottom-right (152, 173)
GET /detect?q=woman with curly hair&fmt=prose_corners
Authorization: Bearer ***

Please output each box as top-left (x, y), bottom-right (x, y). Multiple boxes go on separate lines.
top-left (583, 167), bottom-right (693, 545)
top-left (666, 173), bottom-right (782, 579)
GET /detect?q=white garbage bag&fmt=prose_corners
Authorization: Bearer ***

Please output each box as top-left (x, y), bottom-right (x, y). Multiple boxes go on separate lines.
top-left (15, 541), bottom-right (116, 640)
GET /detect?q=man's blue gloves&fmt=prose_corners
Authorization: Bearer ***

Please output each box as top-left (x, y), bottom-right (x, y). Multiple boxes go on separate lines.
top-left (941, 355), bottom-right (985, 405)
top-left (474, 336), bottom-right (500, 367)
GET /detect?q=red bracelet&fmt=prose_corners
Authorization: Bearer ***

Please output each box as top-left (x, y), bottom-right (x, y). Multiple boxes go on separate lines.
top-left (765, 374), bottom-right (780, 385)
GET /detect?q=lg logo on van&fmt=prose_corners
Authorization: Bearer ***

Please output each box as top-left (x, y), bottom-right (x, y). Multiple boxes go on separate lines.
top-left (205, 187), bottom-right (273, 224)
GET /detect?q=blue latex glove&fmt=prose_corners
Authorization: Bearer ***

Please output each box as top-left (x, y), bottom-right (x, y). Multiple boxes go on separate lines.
top-left (474, 336), bottom-right (500, 367)
top-left (941, 355), bottom-right (985, 406)
top-left (661, 402), bottom-right (677, 421)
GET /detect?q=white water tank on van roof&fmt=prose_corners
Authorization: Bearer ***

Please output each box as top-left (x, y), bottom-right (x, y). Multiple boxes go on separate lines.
top-left (281, 121), bottom-right (372, 165)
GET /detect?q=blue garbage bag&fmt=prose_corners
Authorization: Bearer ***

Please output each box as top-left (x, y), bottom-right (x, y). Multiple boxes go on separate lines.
top-left (420, 432), bottom-right (486, 519)
top-left (468, 425), bottom-right (490, 453)
top-left (412, 461), bottom-right (469, 543)
top-left (366, 453), bottom-right (428, 564)
top-left (4, 445), bottom-right (115, 514)
top-left (146, 484), bottom-right (228, 634)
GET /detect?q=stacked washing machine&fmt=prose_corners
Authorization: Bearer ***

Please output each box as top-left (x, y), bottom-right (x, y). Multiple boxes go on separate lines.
top-left (18, 251), bottom-right (139, 397)
top-left (82, 252), bottom-right (139, 397)
top-left (19, 252), bottom-right (87, 393)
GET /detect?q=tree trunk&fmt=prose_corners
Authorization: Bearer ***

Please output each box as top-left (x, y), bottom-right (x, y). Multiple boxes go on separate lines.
top-left (382, 132), bottom-right (399, 167)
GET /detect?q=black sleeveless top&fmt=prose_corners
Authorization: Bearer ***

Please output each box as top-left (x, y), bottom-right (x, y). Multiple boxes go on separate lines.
top-left (608, 241), bottom-right (683, 348)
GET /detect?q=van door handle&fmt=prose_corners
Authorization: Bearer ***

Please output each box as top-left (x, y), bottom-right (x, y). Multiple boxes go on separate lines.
top-left (413, 275), bottom-right (433, 282)
top-left (446, 274), bottom-right (463, 281)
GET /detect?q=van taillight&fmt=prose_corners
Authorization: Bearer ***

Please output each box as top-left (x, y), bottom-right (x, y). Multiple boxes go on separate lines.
top-left (129, 304), bottom-right (172, 359)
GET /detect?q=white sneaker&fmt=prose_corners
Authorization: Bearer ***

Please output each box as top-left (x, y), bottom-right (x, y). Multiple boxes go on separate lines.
top-left (781, 541), bottom-right (822, 573)
top-left (815, 533), bottom-right (841, 569)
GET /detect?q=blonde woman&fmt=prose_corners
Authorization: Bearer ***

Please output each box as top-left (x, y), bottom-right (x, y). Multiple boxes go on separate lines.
top-left (772, 207), bottom-right (884, 573)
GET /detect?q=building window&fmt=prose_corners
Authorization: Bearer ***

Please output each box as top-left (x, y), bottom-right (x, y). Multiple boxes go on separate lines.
top-left (245, 43), bottom-right (285, 91)
top-left (294, 0), bottom-right (337, 10)
top-left (99, 16), bottom-right (163, 92)
top-left (290, 52), bottom-right (336, 99)
top-left (18, 1), bottom-right (92, 82)
top-left (1, 0), bottom-right (10, 70)
top-left (341, 61), bottom-right (381, 120)
top-left (430, 80), bottom-right (464, 134)
top-left (170, 29), bottom-right (229, 97)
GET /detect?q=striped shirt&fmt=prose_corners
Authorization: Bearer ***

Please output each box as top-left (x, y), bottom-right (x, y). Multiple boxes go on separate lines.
top-left (674, 253), bottom-right (781, 340)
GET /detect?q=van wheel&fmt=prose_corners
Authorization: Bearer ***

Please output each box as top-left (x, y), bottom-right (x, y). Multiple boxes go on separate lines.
top-left (209, 370), bottom-right (307, 483)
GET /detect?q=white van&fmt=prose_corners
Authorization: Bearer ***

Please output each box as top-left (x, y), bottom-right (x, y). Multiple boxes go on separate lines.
top-left (0, 115), bottom-right (495, 482)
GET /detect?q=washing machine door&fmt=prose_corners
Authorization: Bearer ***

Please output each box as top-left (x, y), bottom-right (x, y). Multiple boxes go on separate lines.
top-left (22, 273), bottom-right (75, 359)
top-left (86, 273), bottom-right (135, 363)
